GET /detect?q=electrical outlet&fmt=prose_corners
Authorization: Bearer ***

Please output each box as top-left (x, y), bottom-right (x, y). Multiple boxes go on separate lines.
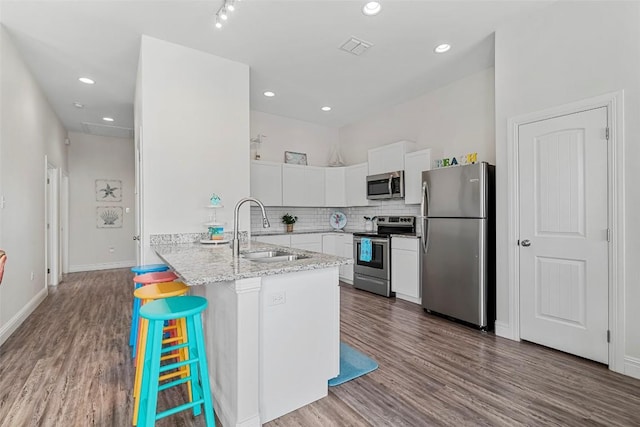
top-left (30, 272), bottom-right (34, 280)
top-left (109, 247), bottom-right (115, 253)
top-left (268, 291), bottom-right (286, 306)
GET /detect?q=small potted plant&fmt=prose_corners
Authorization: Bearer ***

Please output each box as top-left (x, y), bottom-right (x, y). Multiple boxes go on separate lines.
top-left (281, 213), bottom-right (298, 233)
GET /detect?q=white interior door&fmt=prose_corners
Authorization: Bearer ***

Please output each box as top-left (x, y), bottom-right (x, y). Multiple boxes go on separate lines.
top-left (518, 107), bottom-right (609, 364)
top-left (61, 172), bottom-right (69, 275)
top-left (46, 164), bottom-right (60, 286)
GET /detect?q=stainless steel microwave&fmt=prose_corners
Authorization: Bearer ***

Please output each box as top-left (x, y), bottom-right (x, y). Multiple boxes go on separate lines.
top-left (366, 171), bottom-right (404, 200)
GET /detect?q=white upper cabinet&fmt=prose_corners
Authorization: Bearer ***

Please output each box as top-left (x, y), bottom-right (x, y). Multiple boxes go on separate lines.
top-left (367, 140), bottom-right (416, 175)
top-left (404, 148), bottom-right (441, 205)
top-left (250, 161), bottom-right (283, 206)
top-left (345, 163), bottom-right (369, 207)
top-left (282, 164), bottom-right (325, 207)
top-left (325, 167), bottom-right (346, 207)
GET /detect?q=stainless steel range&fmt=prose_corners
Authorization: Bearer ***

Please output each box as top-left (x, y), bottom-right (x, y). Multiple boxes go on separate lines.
top-left (353, 216), bottom-right (416, 297)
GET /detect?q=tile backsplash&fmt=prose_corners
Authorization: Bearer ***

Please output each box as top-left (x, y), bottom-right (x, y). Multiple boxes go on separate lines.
top-left (251, 200), bottom-right (420, 233)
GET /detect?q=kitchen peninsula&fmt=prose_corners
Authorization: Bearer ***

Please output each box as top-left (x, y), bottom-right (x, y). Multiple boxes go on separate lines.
top-left (153, 241), bottom-right (352, 427)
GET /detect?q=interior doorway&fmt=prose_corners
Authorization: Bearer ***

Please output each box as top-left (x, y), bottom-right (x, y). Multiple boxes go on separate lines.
top-left (61, 171), bottom-right (69, 275)
top-left (45, 160), bottom-right (60, 286)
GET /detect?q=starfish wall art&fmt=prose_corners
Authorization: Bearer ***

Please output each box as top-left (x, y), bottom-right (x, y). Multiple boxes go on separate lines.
top-left (95, 179), bottom-right (122, 202)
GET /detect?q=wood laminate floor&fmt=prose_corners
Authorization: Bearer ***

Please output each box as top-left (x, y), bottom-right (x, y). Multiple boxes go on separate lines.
top-left (1, 269), bottom-right (639, 426)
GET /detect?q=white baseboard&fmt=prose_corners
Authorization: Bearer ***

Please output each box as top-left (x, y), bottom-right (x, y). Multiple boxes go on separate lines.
top-left (0, 287), bottom-right (48, 347)
top-left (69, 260), bottom-right (136, 273)
top-left (395, 293), bottom-right (421, 305)
top-left (624, 356), bottom-right (640, 380)
top-left (494, 321), bottom-right (515, 340)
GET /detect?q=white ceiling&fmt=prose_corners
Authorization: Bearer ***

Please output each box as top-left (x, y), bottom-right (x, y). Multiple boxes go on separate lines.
top-left (0, 0), bottom-right (553, 136)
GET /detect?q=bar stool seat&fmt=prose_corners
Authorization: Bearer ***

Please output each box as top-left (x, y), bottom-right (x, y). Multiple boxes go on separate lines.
top-left (131, 264), bottom-right (170, 275)
top-left (137, 296), bottom-right (215, 427)
top-left (135, 271), bottom-right (180, 285)
top-left (135, 281), bottom-right (189, 300)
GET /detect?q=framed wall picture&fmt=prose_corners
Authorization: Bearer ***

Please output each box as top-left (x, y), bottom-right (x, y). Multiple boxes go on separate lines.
top-left (284, 151), bottom-right (308, 165)
top-left (96, 206), bottom-right (123, 228)
top-left (95, 179), bottom-right (122, 202)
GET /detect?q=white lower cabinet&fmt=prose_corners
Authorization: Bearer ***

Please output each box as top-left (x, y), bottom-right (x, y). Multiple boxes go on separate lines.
top-left (290, 234), bottom-right (322, 252)
top-left (391, 236), bottom-right (420, 304)
top-left (255, 233), bottom-right (324, 253)
top-left (322, 233), bottom-right (353, 283)
top-left (341, 238), bottom-right (354, 284)
top-left (254, 235), bottom-right (291, 246)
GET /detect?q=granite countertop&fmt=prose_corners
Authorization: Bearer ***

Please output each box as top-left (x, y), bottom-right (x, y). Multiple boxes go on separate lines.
top-left (251, 228), bottom-right (366, 236)
top-left (153, 242), bottom-right (353, 285)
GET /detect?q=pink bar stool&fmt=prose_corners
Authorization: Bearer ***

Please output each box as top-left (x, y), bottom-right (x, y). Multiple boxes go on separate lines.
top-left (131, 270), bottom-right (180, 357)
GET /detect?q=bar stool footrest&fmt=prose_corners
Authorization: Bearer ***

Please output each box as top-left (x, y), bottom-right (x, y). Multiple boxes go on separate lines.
top-left (156, 400), bottom-right (205, 420)
top-left (159, 357), bottom-right (199, 373)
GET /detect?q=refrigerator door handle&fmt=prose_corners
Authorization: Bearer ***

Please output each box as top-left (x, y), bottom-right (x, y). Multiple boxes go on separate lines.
top-left (421, 181), bottom-right (430, 253)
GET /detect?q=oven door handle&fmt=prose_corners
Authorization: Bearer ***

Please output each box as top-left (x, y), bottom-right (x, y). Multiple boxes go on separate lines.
top-left (355, 237), bottom-right (388, 245)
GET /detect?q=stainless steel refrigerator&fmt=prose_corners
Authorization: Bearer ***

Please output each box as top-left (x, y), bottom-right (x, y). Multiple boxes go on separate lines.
top-left (420, 162), bottom-right (495, 329)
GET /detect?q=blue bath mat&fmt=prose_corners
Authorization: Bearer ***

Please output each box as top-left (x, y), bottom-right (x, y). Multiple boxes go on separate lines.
top-left (328, 342), bottom-right (378, 387)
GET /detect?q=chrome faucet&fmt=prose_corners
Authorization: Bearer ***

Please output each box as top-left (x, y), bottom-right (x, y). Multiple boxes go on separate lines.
top-left (232, 197), bottom-right (270, 257)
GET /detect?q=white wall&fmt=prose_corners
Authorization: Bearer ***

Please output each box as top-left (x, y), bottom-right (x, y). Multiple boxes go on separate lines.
top-left (250, 110), bottom-right (338, 167)
top-left (0, 27), bottom-right (68, 344)
top-left (67, 132), bottom-right (135, 271)
top-left (137, 36), bottom-right (250, 262)
top-left (338, 68), bottom-right (495, 165)
top-left (494, 1), bottom-right (640, 372)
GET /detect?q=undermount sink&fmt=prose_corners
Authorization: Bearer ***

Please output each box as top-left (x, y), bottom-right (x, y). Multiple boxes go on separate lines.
top-left (242, 250), bottom-right (310, 263)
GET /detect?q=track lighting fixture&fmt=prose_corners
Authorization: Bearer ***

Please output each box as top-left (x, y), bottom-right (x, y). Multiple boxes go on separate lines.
top-left (214, 0), bottom-right (241, 30)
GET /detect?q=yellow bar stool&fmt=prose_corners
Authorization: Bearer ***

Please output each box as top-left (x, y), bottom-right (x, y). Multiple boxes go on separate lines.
top-left (132, 281), bottom-right (190, 425)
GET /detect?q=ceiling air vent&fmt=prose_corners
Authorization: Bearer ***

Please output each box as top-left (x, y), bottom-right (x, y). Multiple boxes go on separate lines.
top-left (339, 37), bottom-right (373, 56)
top-left (82, 122), bottom-right (134, 139)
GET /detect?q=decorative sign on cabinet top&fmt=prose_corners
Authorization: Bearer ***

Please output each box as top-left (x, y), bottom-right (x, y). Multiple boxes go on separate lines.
top-left (434, 152), bottom-right (478, 168)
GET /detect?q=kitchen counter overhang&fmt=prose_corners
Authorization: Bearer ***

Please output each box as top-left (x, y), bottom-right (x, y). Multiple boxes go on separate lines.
top-left (152, 241), bottom-right (353, 285)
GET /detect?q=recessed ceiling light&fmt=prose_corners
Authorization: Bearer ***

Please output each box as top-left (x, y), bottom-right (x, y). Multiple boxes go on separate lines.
top-left (73, 102), bottom-right (84, 108)
top-left (226, 0), bottom-right (235, 12)
top-left (102, 117), bottom-right (115, 122)
top-left (434, 43), bottom-right (451, 53)
top-left (219, 7), bottom-right (228, 20)
top-left (321, 106), bottom-right (332, 112)
top-left (263, 91), bottom-right (275, 97)
top-left (362, 2), bottom-right (381, 16)
top-left (215, 17), bottom-right (222, 29)
top-left (78, 77), bottom-right (95, 85)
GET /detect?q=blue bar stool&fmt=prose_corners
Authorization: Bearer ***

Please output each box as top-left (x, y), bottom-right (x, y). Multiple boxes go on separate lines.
top-left (129, 264), bottom-right (170, 347)
top-left (137, 296), bottom-right (215, 427)
top-left (131, 264), bottom-right (170, 275)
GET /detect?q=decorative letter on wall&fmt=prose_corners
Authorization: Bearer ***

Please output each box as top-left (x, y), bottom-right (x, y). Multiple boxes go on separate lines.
top-left (95, 179), bottom-right (122, 202)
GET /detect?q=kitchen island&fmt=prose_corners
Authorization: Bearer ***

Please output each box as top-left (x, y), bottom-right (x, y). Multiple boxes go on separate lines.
top-left (152, 241), bottom-right (352, 427)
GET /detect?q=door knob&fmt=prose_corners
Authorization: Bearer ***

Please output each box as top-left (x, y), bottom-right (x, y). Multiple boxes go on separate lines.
top-left (521, 239), bottom-right (531, 247)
